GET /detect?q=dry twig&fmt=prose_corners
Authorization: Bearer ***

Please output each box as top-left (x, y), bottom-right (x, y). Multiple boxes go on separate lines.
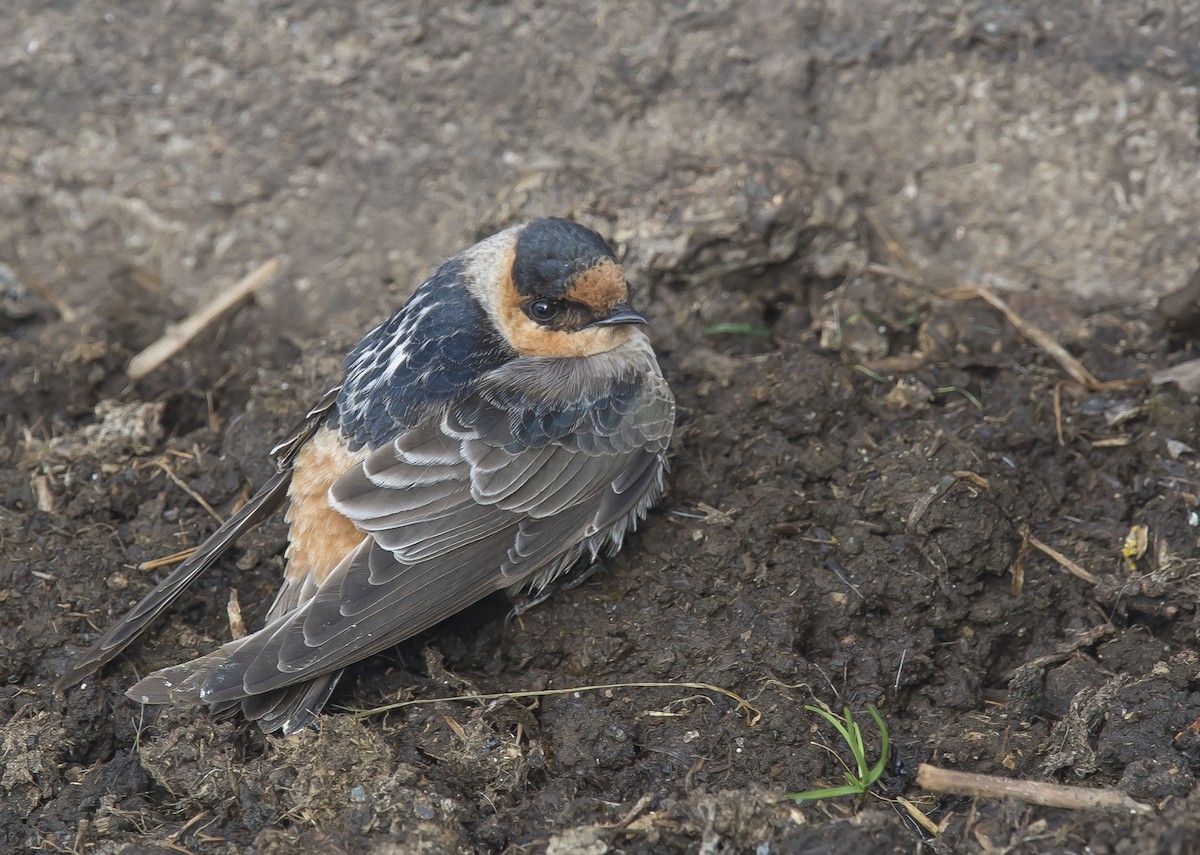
top-left (916, 763), bottom-right (1152, 815)
top-left (1027, 533), bottom-right (1099, 585)
top-left (155, 460), bottom-right (224, 524)
top-left (953, 284), bottom-right (1099, 388)
top-left (18, 267), bottom-right (80, 322)
top-left (227, 589), bottom-right (247, 640)
top-left (128, 258), bottom-right (280, 380)
top-left (895, 795), bottom-right (939, 835)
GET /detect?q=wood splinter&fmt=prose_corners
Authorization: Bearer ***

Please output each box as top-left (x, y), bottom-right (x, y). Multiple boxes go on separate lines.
top-left (916, 763), bottom-right (1153, 815)
top-left (128, 257), bottom-right (281, 380)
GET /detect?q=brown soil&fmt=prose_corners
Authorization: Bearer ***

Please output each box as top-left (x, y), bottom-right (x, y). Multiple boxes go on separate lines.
top-left (4, 2), bottom-right (1200, 853)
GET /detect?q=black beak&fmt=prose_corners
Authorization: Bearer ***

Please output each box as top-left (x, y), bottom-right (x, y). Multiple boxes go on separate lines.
top-left (590, 304), bottom-right (647, 327)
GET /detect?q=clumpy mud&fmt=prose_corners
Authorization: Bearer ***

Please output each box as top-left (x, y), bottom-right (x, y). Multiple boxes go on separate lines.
top-left (4, 2), bottom-right (1200, 853)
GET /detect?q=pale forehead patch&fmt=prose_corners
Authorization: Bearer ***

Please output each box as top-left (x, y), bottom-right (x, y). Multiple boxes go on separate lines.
top-left (461, 225), bottom-right (522, 329)
top-left (463, 225), bottom-right (522, 299)
top-left (564, 258), bottom-right (628, 312)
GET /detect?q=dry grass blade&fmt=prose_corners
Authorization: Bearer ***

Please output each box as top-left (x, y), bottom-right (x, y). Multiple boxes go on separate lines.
top-left (138, 547), bottom-right (199, 572)
top-left (866, 211), bottom-right (924, 282)
top-left (347, 680), bottom-right (762, 726)
top-left (128, 258), bottom-right (281, 380)
top-left (958, 283), bottom-right (1100, 388)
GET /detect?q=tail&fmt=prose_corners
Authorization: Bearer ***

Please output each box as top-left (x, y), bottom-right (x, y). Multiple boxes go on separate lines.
top-left (55, 386), bottom-right (341, 694)
top-left (126, 638), bottom-right (344, 735)
top-left (54, 471), bottom-right (292, 692)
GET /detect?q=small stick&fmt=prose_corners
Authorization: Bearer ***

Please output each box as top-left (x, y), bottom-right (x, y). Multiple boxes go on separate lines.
top-left (960, 284), bottom-right (1100, 388)
top-left (155, 460), bottom-right (224, 524)
top-left (916, 763), bottom-right (1152, 815)
top-left (72, 816), bottom-right (89, 855)
top-left (1011, 528), bottom-right (1028, 596)
top-left (227, 588), bottom-right (247, 640)
top-left (1027, 533), bottom-right (1099, 585)
top-left (16, 268), bottom-right (80, 322)
top-left (128, 258), bottom-right (280, 380)
top-left (895, 795), bottom-right (939, 835)
top-left (865, 211), bottom-right (924, 282)
top-left (1052, 382), bottom-right (1065, 446)
top-left (605, 794), bottom-right (654, 830)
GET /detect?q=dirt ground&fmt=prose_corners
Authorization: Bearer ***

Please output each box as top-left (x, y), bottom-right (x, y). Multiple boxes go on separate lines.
top-left (4, 1), bottom-right (1200, 853)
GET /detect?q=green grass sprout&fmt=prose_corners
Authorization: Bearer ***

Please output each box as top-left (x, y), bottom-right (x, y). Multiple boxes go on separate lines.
top-left (851, 364), bottom-right (888, 383)
top-left (704, 322), bottom-right (773, 338)
top-left (933, 385), bottom-right (984, 410)
top-left (786, 704), bottom-right (890, 801)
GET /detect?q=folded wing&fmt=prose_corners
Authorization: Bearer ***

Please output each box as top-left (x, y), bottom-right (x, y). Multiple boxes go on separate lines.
top-left (129, 364), bottom-right (674, 710)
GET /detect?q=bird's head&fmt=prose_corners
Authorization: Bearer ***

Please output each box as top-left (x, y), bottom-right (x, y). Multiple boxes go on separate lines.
top-left (468, 218), bottom-right (647, 358)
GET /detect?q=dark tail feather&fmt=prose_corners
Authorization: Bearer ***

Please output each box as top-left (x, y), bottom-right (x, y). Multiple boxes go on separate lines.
top-left (243, 671), bottom-right (344, 735)
top-left (127, 643), bottom-right (343, 736)
top-left (125, 644), bottom-right (234, 705)
top-left (54, 470), bottom-right (292, 692)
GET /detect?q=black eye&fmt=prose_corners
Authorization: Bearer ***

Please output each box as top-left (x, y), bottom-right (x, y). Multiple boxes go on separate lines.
top-left (527, 300), bottom-right (559, 322)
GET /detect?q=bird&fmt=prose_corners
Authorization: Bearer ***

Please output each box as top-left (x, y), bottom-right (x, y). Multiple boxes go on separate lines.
top-left (55, 217), bottom-right (675, 735)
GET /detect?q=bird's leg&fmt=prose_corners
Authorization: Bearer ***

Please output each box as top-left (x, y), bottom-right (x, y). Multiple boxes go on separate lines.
top-left (559, 558), bottom-right (606, 591)
top-left (506, 559), bottom-right (606, 620)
